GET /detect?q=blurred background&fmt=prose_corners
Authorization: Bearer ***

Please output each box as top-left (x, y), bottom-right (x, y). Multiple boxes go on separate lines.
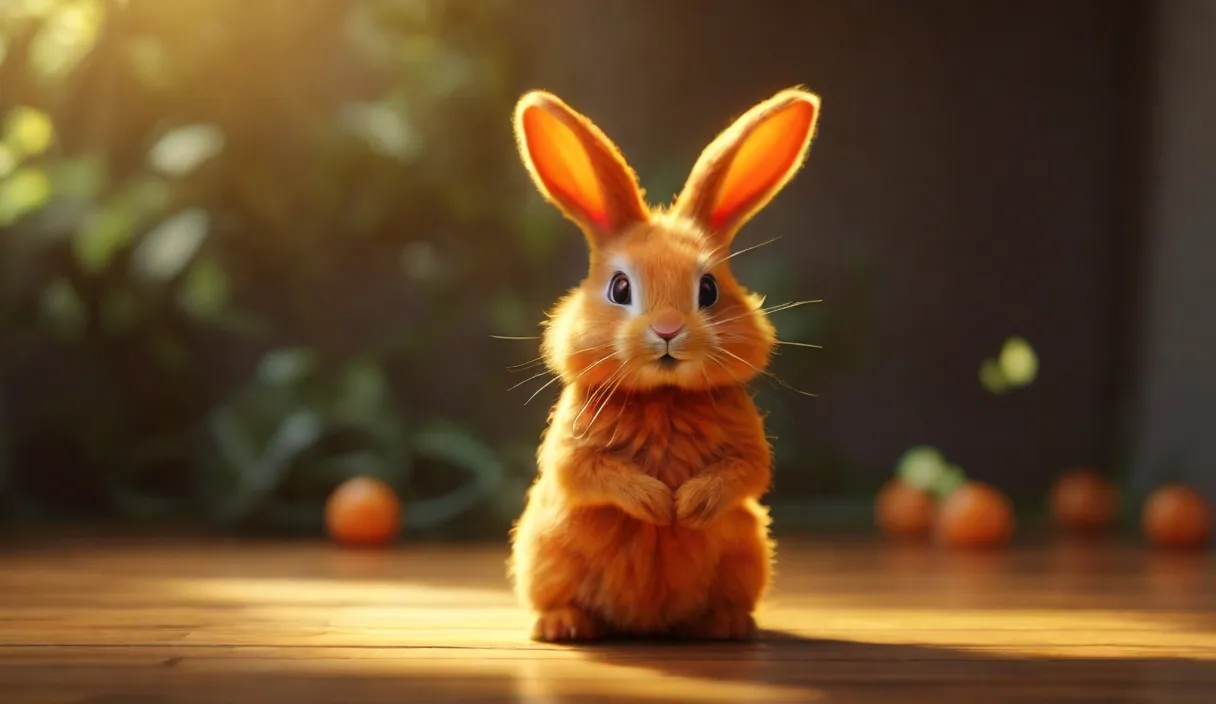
top-left (0, 0), bottom-right (1210, 540)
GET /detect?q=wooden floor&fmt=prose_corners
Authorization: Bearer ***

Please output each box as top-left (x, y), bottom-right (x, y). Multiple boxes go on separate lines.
top-left (1, 534), bottom-right (1213, 703)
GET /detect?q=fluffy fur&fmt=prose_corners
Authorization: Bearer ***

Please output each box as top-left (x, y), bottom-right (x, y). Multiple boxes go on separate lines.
top-left (508, 87), bottom-right (822, 641)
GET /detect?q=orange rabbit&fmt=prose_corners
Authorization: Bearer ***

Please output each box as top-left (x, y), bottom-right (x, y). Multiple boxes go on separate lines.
top-left (508, 87), bottom-right (823, 642)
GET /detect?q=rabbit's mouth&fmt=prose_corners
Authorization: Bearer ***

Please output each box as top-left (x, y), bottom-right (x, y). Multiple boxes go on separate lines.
top-left (656, 353), bottom-right (681, 369)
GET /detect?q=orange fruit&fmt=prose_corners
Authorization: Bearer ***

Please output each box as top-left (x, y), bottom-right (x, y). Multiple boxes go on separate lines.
top-left (875, 477), bottom-right (936, 539)
top-left (324, 476), bottom-right (402, 547)
top-left (1050, 468), bottom-right (1118, 531)
top-left (1142, 484), bottom-right (1211, 549)
top-left (935, 481), bottom-right (1015, 548)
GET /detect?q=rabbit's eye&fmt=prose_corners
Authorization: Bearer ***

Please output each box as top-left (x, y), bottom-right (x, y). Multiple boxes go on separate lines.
top-left (608, 272), bottom-right (632, 306)
top-left (698, 274), bottom-right (719, 309)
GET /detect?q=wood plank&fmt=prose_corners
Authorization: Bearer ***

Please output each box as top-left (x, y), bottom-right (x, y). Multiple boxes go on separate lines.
top-left (0, 535), bottom-right (1212, 703)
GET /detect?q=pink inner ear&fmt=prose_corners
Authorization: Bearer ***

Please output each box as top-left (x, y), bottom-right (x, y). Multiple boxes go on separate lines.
top-left (709, 100), bottom-right (816, 229)
top-left (521, 105), bottom-right (611, 229)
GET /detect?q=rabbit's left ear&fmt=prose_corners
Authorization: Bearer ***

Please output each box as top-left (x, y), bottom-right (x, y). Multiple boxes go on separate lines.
top-left (514, 91), bottom-right (649, 248)
top-left (673, 88), bottom-right (820, 244)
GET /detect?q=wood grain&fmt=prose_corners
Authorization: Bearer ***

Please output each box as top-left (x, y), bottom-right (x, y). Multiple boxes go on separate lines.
top-left (0, 534), bottom-right (1212, 703)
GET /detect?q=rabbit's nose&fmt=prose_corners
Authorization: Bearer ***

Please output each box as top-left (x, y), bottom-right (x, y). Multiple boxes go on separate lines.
top-left (650, 308), bottom-right (685, 341)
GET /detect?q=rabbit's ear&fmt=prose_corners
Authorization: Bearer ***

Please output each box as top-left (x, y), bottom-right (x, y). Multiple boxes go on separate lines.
top-left (514, 91), bottom-right (649, 246)
top-left (673, 88), bottom-right (820, 243)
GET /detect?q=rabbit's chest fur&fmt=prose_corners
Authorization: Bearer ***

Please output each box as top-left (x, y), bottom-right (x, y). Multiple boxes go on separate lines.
top-left (519, 383), bottom-right (768, 631)
top-left (563, 384), bottom-right (751, 487)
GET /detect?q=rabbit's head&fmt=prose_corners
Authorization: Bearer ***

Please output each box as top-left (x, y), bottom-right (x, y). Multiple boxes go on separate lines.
top-left (514, 88), bottom-right (821, 392)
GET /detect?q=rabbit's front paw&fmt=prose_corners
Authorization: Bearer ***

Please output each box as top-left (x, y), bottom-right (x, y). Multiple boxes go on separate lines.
top-left (675, 475), bottom-right (726, 527)
top-left (678, 609), bottom-right (757, 641)
top-left (619, 475), bottom-right (674, 525)
top-left (532, 606), bottom-right (603, 642)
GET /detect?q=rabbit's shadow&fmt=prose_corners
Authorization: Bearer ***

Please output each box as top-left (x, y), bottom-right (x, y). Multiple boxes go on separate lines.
top-left (558, 628), bottom-right (1215, 703)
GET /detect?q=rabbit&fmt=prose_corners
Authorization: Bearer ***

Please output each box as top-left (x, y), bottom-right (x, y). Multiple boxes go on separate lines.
top-left (507, 86), bottom-right (822, 642)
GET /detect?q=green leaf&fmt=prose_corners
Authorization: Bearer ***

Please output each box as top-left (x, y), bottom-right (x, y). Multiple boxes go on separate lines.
top-left (934, 463), bottom-right (967, 498)
top-left (148, 124), bottom-right (224, 177)
top-left (407, 423), bottom-right (505, 529)
top-left (38, 277), bottom-right (86, 341)
top-left (334, 361), bottom-right (389, 424)
top-left (2, 105), bottom-right (55, 158)
top-left (340, 102), bottom-right (420, 162)
top-left (211, 407), bottom-right (260, 472)
top-left (47, 154), bottom-right (108, 199)
top-left (999, 336), bottom-right (1039, 387)
top-left (256, 348), bottom-right (319, 387)
top-left (73, 204), bottom-right (137, 273)
top-left (73, 179), bottom-right (170, 274)
top-left (0, 143), bottom-right (16, 179)
top-left (131, 208), bottom-right (209, 282)
top-left (895, 445), bottom-right (947, 491)
top-left (257, 410), bottom-right (324, 491)
top-left (0, 166), bottom-right (52, 225)
top-left (205, 407), bottom-right (325, 525)
top-left (27, 0), bottom-right (104, 83)
top-left (177, 257), bottom-right (230, 318)
top-left (979, 358), bottom-right (1009, 395)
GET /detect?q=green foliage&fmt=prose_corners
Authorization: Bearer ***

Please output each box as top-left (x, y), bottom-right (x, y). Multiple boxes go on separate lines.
top-left (0, 0), bottom-right (536, 534)
top-left (980, 335), bottom-right (1040, 394)
top-left (896, 445), bottom-right (966, 498)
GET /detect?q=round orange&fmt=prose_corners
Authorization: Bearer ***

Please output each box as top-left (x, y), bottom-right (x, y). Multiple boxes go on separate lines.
top-left (324, 476), bottom-right (402, 547)
top-left (875, 477), bottom-right (936, 539)
top-left (1050, 468), bottom-right (1118, 531)
top-left (935, 481), bottom-right (1015, 549)
top-left (1142, 484), bottom-right (1211, 549)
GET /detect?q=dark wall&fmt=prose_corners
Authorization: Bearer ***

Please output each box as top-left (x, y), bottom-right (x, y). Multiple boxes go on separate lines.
top-left (519, 0), bottom-right (1139, 498)
top-left (1131, 0), bottom-right (1216, 505)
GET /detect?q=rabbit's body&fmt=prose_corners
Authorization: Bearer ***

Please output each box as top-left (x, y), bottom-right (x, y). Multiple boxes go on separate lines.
top-left (512, 383), bottom-right (772, 637)
top-left (506, 87), bottom-right (822, 641)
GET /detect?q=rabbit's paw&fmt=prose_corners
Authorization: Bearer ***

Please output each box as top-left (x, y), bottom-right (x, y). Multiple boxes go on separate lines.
top-left (531, 606), bottom-right (603, 642)
top-left (620, 475), bottom-right (675, 525)
top-left (678, 609), bottom-right (757, 641)
top-left (675, 475), bottom-right (726, 528)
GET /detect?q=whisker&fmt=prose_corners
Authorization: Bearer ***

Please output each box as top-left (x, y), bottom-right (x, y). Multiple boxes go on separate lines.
top-left (507, 341), bottom-right (611, 374)
top-left (507, 369), bottom-right (552, 392)
top-left (522, 375), bottom-right (564, 405)
top-left (572, 363), bottom-right (628, 432)
top-left (490, 335), bottom-right (540, 340)
top-left (607, 385), bottom-right (637, 446)
top-left (760, 299), bottom-right (823, 315)
top-left (705, 351), bottom-right (744, 386)
top-left (707, 299), bottom-right (823, 329)
top-left (704, 236), bottom-right (781, 271)
top-left (718, 348), bottom-right (782, 394)
top-left (775, 340), bottom-right (823, 349)
top-left (578, 365), bottom-right (633, 438)
top-left (506, 357), bottom-right (546, 372)
top-left (525, 350), bottom-right (617, 406)
top-left (522, 352), bottom-right (603, 408)
top-left (717, 347), bottom-right (818, 398)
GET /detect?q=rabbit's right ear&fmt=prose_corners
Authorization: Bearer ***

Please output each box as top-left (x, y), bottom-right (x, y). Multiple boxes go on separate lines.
top-left (514, 91), bottom-right (649, 247)
top-left (672, 88), bottom-right (820, 245)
